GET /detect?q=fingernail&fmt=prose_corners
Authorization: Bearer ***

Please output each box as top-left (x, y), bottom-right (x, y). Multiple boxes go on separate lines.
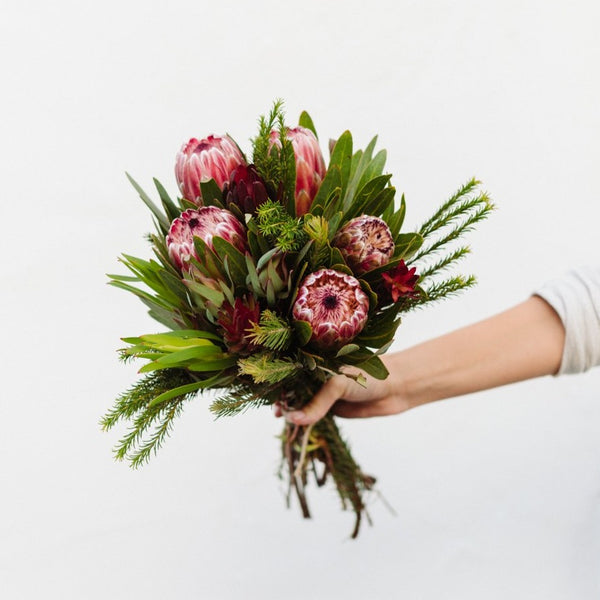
top-left (286, 411), bottom-right (306, 423)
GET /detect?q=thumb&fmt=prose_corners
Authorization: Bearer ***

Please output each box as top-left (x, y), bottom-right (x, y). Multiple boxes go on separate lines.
top-left (285, 376), bottom-right (346, 426)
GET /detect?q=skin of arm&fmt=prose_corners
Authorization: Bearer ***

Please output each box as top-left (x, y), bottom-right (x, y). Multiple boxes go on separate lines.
top-left (280, 296), bottom-right (566, 426)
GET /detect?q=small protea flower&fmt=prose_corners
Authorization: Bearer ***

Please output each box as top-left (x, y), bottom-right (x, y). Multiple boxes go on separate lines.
top-left (166, 207), bottom-right (248, 271)
top-left (292, 269), bottom-right (369, 350)
top-left (216, 296), bottom-right (260, 355)
top-left (332, 215), bottom-right (394, 275)
top-left (222, 164), bottom-right (270, 215)
top-left (175, 135), bottom-right (246, 205)
top-left (270, 126), bottom-right (326, 216)
top-left (381, 260), bottom-right (420, 303)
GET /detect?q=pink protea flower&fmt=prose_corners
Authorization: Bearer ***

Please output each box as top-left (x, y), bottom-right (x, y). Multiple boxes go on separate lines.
top-left (292, 269), bottom-right (369, 350)
top-left (166, 207), bottom-right (248, 271)
top-left (332, 215), bottom-right (394, 275)
top-left (175, 135), bottom-right (246, 205)
top-left (270, 126), bottom-right (326, 216)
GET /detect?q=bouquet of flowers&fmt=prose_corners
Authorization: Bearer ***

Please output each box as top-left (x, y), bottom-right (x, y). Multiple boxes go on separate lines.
top-left (103, 101), bottom-right (492, 537)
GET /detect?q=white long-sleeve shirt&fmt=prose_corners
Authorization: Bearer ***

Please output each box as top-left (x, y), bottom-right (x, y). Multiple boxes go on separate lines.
top-left (535, 266), bottom-right (600, 375)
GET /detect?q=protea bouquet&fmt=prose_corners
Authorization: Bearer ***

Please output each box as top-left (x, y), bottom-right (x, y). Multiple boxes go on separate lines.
top-left (103, 101), bottom-right (492, 538)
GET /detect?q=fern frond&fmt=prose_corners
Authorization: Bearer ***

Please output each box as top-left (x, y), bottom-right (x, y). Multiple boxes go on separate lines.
top-left (238, 353), bottom-right (302, 384)
top-left (246, 310), bottom-right (293, 351)
top-left (210, 386), bottom-right (273, 418)
top-left (101, 369), bottom-right (198, 467)
top-left (417, 246), bottom-right (470, 280)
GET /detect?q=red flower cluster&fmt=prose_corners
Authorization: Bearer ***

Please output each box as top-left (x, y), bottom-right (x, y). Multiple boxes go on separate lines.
top-left (382, 261), bottom-right (420, 302)
top-left (216, 296), bottom-right (260, 355)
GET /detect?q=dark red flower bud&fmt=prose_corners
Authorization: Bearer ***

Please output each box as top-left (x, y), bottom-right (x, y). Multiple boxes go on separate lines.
top-left (222, 164), bottom-right (270, 215)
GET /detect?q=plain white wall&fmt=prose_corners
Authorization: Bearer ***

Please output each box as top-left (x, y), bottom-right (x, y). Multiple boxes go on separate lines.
top-left (1, 0), bottom-right (600, 598)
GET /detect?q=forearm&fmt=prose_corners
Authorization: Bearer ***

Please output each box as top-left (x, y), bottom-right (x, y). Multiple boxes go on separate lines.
top-left (388, 296), bottom-right (566, 409)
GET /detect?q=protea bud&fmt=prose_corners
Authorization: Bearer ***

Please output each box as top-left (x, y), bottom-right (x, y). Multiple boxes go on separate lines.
top-left (216, 295), bottom-right (260, 355)
top-left (166, 207), bottom-right (248, 272)
top-left (332, 215), bottom-right (394, 275)
top-left (292, 269), bottom-right (369, 350)
top-left (222, 164), bottom-right (270, 215)
top-left (270, 126), bottom-right (326, 216)
top-left (257, 249), bottom-right (289, 297)
top-left (175, 135), bottom-right (246, 205)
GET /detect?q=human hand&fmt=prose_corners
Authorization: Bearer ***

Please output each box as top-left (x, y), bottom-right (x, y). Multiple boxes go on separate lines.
top-left (274, 364), bottom-right (413, 426)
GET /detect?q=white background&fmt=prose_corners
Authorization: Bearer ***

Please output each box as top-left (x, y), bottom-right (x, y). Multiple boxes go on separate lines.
top-left (1, 0), bottom-right (600, 598)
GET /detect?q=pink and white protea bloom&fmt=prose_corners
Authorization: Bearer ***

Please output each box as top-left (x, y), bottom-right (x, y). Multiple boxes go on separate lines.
top-left (270, 126), bottom-right (326, 217)
top-left (166, 207), bottom-right (248, 271)
top-left (175, 135), bottom-right (246, 205)
top-left (332, 215), bottom-right (394, 275)
top-left (292, 269), bottom-right (369, 350)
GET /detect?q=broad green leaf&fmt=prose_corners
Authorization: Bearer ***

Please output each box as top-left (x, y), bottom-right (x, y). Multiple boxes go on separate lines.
top-left (183, 280), bottom-right (225, 306)
top-left (335, 344), bottom-right (360, 358)
top-left (158, 270), bottom-right (189, 302)
top-left (359, 149), bottom-right (387, 188)
top-left (293, 320), bottom-right (312, 346)
top-left (187, 356), bottom-right (237, 371)
top-left (342, 174), bottom-right (392, 222)
top-left (299, 110), bottom-right (318, 138)
top-left (199, 179), bottom-right (224, 208)
top-left (394, 232), bottom-right (424, 260)
top-left (212, 237), bottom-right (248, 288)
top-left (388, 194), bottom-right (406, 238)
top-left (357, 355), bottom-right (389, 379)
top-left (358, 278), bottom-right (378, 313)
top-left (310, 166), bottom-right (342, 215)
top-left (139, 333), bottom-right (217, 349)
top-left (328, 131), bottom-right (353, 194)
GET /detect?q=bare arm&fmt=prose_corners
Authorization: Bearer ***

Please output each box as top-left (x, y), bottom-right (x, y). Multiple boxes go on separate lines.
top-left (282, 296), bottom-right (565, 425)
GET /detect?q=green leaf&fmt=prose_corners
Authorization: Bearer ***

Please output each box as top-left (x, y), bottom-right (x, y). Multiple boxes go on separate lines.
top-left (157, 270), bottom-right (189, 302)
top-left (199, 179), bottom-right (225, 208)
top-left (328, 131), bottom-right (353, 194)
top-left (310, 165), bottom-right (342, 215)
top-left (107, 273), bottom-right (139, 282)
top-left (139, 345), bottom-right (224, 372)
top-left (357, 355), bottom-right (389, 379)
top-left (335, 344), bottom-right (360, 358)
top-left (153, 178), bottom-right (181, 222)
top-left (293, 320), bottom-right (312, 346)
top-left (342, 174), bottom-right (392, 222)
top-left (394, 232), bottom-right (424, 260)
top-left (343, 136), bottom-right (378, 210)
top-left (212, 236), bottom-right (248, 288)
top-left (126, 172), bottom-right (170, 234)
top-left (359, 149), bottom-right (387, 187)
top-left (183, 280), bottom-right (225, 307)
top-left (387, 194), bottom-right (406, 238)
top-left (153, 329), bottom-right (222, 341)
top-left (187, 357), bottom-right (237, 371)
top-left (147, 373), bottom-right (227, 408)
top-left (109, 280), bottom-right (174, 310)
top-left (358, 278), bottom-right (378, 312)
top-left (139, 333), bottom-right (218, 349)
top-left (299, 110), bottom-right (318, 138)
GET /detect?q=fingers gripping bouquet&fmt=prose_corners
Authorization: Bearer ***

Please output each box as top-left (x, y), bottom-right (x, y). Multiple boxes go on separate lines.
top-left (103, 101), bottom-right (493, 538)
